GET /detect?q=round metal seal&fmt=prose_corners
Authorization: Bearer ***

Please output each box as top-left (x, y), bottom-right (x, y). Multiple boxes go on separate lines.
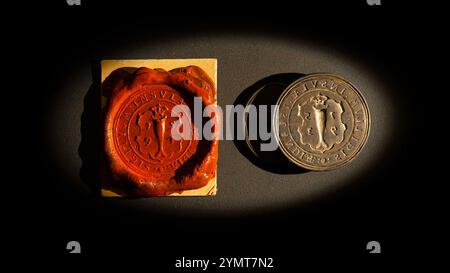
top-left (275, 73), bottom-right (370, 171)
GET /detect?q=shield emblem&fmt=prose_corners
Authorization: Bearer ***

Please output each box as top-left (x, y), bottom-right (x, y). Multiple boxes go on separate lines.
top-left (297, 94), bottom-right (346, 153)
top-left (133, 104), bottom-right (182, 161)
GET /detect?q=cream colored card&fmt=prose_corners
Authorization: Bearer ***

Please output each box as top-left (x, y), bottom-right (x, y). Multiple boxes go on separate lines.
top-left (101, 58), bottom-right (217, 197)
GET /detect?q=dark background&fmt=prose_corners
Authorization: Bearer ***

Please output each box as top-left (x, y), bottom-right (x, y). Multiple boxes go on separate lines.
top-left (11, 0), bottom-right (442, 270)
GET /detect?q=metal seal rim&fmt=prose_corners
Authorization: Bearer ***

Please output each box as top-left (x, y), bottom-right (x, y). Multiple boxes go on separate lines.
top-left (273, 73), bottom-right (371, 171)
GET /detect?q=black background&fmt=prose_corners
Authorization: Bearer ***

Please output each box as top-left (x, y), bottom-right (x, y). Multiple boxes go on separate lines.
top-left (10, 0), bottom-right (443, 270)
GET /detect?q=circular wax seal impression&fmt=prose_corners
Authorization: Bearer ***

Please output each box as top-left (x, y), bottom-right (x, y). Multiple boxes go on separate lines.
top-left (103, 66), bottom-right (219, 196)
top-left (275, 73), bottom-right (370, 171)
top-left (113, 84), bottom-right (198, 176)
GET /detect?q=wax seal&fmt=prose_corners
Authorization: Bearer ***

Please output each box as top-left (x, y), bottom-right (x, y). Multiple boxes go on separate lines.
top-left (275, 73), bottom-right (370, 171)
top-left (103, 66), bottom-right (219, 196)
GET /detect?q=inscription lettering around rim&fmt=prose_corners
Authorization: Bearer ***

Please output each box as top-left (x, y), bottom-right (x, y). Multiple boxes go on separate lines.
top-left (296, 79), bottom-right (348, 95)
top-left (114, 87), bottom-right (197, 175)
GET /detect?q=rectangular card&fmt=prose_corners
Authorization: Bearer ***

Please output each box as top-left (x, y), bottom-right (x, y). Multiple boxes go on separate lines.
top-left (101, 58), bottom-right (218, 197)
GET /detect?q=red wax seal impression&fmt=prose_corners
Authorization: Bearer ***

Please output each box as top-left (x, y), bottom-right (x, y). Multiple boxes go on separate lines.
top-left (102, 66), bottom-right (219, 196)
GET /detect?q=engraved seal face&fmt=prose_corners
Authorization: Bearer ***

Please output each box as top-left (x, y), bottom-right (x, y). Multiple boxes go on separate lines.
top-left (275, 74), bottom-right (370, 170)
top-left (113, 84), bottom-right (198, 176)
